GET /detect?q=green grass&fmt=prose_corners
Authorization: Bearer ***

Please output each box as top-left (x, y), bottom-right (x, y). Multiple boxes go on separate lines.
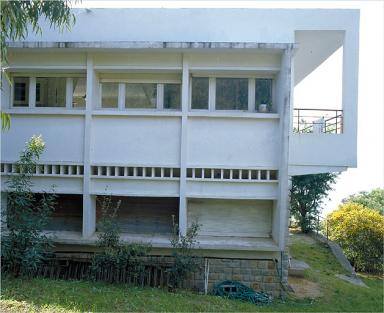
top-left (1, 233), bottom-right (383, 312)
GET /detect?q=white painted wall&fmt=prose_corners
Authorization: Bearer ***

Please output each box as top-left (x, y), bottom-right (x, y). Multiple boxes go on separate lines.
top-left (187, 118), bottom-right (280, 168)
top-left (91, 116), bottom-right (181, 166)
top-left (1, 115), bottom-right (84, 163)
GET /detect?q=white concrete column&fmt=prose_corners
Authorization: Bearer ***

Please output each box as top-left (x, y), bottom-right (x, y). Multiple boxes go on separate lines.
top-left (341, 28), bottom-right (359, 162)
top-left (83, 194), bottom-right (96, 237)
top-left (118, 83), bottom-right (125, 110)
top-left (82, 54), bottom-right (96, 238)
top-left (29, 77), bottom-right (36, 108)
top-left (178, 55), bottom-right (189, 236)
top-left (277, 47), bottom-right (293, 250)
top-left (66, 77), bottom-right (73, 109)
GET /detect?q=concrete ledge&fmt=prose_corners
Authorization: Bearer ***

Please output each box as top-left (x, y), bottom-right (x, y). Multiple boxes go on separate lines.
top-left (7, 41), bottom-right (297, 50)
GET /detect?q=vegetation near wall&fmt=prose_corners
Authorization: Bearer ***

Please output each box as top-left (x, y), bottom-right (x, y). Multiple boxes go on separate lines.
top-left (325, 202), bottom-right (384, 273)
top-left (90, 196), bottom-right (151, 282)
top-left (2, 135), bottom-right (57, 277)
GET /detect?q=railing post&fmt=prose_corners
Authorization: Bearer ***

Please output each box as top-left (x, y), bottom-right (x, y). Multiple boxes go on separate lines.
top-left (297, 109), bottom-right (300, 133)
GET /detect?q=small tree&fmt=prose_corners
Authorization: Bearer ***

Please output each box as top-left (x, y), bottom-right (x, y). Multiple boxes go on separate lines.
top-left (2, 135), bottom-right (57, 276)
top-left (290, 173), bottom-right (337, 233)
top-left (169, 218), bottom-right (201, 289)
top-left (90, 196), bottom-right (150, 283)
top-left (342, 188), bottom-right (384, 215)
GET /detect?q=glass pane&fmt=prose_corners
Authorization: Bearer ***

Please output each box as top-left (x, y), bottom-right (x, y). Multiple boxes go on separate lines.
top-left (164, 84), bottom-right (181, 110)
top-left (72, 78), bottom-right (86, 108)
top-left (255, 79), bottom-right (272, 106)
top-left (125, 83), bottom-right (157, 109)
top-left (101, 83), bottom-right (118, 108)
top-left (191, 77), bottom-right (209, 110)
top-left (216, 78), bottom-right (248, 110)
top-left (36, 77), bottom-right (66, 107)
top-left (13, 77), bottom-right (29, 107)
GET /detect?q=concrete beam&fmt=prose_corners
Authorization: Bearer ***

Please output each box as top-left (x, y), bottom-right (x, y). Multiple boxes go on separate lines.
top-left (6, 41), bottom-right (297, 50)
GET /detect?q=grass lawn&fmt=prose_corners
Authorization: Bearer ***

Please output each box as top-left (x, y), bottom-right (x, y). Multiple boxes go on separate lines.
top-left (1, 233), bottom-right (383, 312)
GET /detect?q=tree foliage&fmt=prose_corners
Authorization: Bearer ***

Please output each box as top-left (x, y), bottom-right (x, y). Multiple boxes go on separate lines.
top-left (1, 0), bottom-right (76, 130)
top-left (342, 188), bottom-right (384, 215)
top-left (325, 202), bottom-right (384, 273)
top-left (290, 173), bottom-right (338, 233)
top-left (2, 135), bottom-right (57, 276)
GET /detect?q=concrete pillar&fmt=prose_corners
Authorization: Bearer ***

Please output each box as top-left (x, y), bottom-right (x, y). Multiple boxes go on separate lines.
top-left (277, 47), bottom-right (293, 250)
top-left (178, 55), bottom-right (189, 236)
top-left (82, 194), bottom-right (96, 237)
top-left (82, 54), bottom-right (95, 238)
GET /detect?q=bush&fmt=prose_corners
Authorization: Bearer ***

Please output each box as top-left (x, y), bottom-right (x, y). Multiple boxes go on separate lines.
top-left (169, 219), bottom-right (202, 289)
top-left (90, 196), bottom-right (150, 282)
top-left (2, 135), bottom-right (57, 276)
top-left (325, 203), bottom-right (384, 273)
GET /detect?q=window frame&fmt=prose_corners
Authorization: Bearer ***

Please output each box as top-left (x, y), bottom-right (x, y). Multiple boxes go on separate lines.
top-left (10, 73), bottom-right (86, 109)
top-left (99, 78), bottom-right (182, 111)
top-left (189, 74), bottom-right (276, 113)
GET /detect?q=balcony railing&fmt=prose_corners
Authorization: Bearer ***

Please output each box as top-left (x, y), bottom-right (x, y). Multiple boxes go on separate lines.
top-left (293, 108), bottom-right (343, 134)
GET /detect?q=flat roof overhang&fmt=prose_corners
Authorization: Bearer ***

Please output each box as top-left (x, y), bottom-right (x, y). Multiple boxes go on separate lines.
top-left (6, 41), bottom-right (296, 51)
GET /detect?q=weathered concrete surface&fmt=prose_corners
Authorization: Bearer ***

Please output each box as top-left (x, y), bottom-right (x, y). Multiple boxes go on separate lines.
top-left (289, 258), bottom-right (310, 277)
top-left (335, 274), bottom-right (368, 287)
top-left (311, 233), bottom-right (367, 287)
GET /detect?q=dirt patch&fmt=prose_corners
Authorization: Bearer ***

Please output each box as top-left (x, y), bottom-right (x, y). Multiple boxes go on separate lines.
top-left (288, 276), bottom-right (322, 299)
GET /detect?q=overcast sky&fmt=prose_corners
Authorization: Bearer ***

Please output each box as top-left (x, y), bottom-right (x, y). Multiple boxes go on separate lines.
top-left (75, 1), bottom-right (384, 215)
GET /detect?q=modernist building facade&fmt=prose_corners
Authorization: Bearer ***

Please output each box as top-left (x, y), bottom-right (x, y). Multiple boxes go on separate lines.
top-left (1, 9), bottom-right (359, 294)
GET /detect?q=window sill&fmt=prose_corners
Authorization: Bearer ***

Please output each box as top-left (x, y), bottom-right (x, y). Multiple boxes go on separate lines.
top-left (92, 109), bottom-right (182, 117)
top-left (188, 111), bottom-right (279, 119)
top-left (4, 108), bottom-right (85, 115)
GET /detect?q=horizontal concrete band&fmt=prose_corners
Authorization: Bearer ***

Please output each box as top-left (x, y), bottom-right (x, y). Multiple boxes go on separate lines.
top-left (7, 41), bottom-right (297, 50)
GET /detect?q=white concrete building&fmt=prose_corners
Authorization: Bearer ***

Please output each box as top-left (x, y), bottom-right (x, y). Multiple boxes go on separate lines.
top-left (1, 8), bottom-right (359, 293)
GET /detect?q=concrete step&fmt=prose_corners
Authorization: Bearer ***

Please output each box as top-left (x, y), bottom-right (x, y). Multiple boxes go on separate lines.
top-left (288, 258), bottom-right (310, 277)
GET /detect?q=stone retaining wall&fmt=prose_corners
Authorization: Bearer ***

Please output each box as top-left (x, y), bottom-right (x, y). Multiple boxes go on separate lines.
top-left (145, 252), bottom-right (289, 298)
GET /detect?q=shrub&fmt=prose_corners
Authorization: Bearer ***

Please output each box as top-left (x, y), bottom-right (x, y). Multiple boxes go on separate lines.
top-left (325, 203), bottom-right (384, 273)
top-left (169, 219), bottom-right (202, 289)
top-left (90, 196), bottom-right (150, 282)
top-left (2, 135), bottom-right (57, 276)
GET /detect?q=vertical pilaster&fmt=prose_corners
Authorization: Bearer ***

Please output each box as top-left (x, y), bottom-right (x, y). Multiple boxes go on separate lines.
top-left (277, 47), bottom-right (293, 250)
top-left (179, 55), bottom-right (189, 236)
top-left (66, 77), bottom-right (73, 109)
top-left (29, 77), bottom-right (36, 108)
top-left (82, 55), bottom-right (96, 238)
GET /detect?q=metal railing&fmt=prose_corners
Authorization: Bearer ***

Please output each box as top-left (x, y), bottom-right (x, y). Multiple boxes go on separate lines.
top-left (293, 108), bottom-right (343, 134)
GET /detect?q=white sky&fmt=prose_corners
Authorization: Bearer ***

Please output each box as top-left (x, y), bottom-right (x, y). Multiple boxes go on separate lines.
top-left (75, 1), bottom-right (384, 215)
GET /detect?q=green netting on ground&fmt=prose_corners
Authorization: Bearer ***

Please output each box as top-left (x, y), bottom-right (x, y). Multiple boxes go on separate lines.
top-left (211, 280), bottom-right (272, 305)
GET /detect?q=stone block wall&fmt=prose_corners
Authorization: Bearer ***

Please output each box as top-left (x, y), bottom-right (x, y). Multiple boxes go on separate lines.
top-left (145, 252), bottom-right (289, 298)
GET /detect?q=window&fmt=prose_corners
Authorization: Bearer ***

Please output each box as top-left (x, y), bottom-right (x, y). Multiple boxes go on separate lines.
top-left (256, 79), bottom-right (272, 107)
top-left (101, 83), bottom-right (118, 108)
top-left (36, 77), bottom-right (66, 107)
top-left (125, 83), bottom-right (157, 109)
top-left (72, 78), bottom-right (86, 108)
top-left (13, 77), bottom-right (29, 107)
top-left (216, 78), bottom-right (248, 110)
top-left (164, 84), bottom-right (181, 109)
top-left (191, 77), bottom-right (209, 109)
